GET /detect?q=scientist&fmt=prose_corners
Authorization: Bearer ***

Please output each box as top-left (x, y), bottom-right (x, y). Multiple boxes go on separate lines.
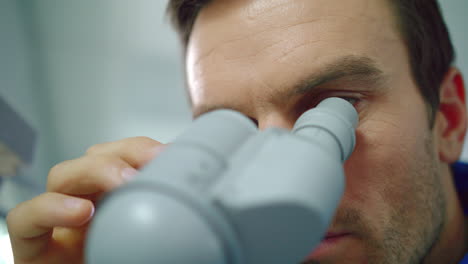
top-left (6, 0), bottom-right (468, 263)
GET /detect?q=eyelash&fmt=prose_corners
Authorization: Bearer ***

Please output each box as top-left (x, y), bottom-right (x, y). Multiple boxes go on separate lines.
top-left (339, 96), bottom-right (360, 106)
top-left (314, 93), bottom-right (362, 108)
top-left (293, 92), bottom-right (364, 121)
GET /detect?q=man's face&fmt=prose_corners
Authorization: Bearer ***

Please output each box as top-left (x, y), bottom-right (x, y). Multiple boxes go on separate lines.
top-left (185, 0), bottom-right (449, 263)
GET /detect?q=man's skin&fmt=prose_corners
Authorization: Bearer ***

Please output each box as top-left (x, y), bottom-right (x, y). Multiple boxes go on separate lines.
top-left (6, 0), bottom-right (468, 263)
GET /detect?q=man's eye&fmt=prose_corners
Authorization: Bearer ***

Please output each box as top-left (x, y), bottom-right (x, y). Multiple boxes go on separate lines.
top-left (340, 97), bottom-right (359, 106)
top-left (295, 94), bottom-right (362, 119)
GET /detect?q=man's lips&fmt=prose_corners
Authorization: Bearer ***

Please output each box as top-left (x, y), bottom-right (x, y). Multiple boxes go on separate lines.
top-left (305, 232), bottom-right (351, 261)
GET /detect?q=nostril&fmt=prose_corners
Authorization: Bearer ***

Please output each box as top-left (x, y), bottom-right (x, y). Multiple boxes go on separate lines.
top-left (248, 116), bottom-right (259, 127)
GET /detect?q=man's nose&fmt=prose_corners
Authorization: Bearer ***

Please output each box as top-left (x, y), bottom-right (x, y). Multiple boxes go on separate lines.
top-left (257, 112), bottom-right (295, 131)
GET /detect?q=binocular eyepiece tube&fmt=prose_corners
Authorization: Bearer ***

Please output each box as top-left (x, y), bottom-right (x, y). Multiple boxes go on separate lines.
top-left (85, 97), bottom-right (358, 264)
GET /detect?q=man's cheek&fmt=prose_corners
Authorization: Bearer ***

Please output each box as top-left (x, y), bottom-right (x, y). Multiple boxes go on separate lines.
top-left (342, 121), bottom-right (417, 202)
top-left (342, 133), bottom-right (388, 208)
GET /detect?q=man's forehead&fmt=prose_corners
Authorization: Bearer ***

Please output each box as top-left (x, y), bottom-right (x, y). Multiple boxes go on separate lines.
top-left (196, 0), bottom-right (393, 28)
top-left (189, 0), bottom-right (399, 68)
top-left (188, 0), bottom-right (404, 116)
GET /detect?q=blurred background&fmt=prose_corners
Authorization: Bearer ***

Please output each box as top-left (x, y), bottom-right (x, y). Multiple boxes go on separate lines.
top-left (0, 0), bottom-right (467, 263)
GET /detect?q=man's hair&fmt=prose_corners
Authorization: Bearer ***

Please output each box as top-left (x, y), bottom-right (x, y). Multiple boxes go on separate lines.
top-left (166, 0), bottom-right (455, 125)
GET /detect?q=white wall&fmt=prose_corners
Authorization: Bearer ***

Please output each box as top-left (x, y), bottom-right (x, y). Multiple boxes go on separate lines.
top-left (442, 0), bottom-right (468, 75)
top-left (0, 0), bottom-right (51, 213)
top-left (30, 0), bottom-right (192, 163)
top-left (0, 2), bottom-right (49, 262)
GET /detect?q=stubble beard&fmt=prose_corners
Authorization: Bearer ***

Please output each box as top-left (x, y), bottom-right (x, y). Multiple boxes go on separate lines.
top-left (366, 135), bottom-right (446, 264)
top-left (304, 135), bottom-right (446, 264)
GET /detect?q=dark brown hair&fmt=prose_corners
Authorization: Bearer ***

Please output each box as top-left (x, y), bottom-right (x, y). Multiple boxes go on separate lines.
top-left (166, 0), bottom-right (455, 125)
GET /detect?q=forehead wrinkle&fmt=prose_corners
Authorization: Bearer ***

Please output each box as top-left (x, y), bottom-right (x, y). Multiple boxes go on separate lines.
top-left (191, 16), bottom-right (328, 67)
top-left (193, 0), bottom-right (368, 66)
top-left (190, 0), bottom-right (401, 122)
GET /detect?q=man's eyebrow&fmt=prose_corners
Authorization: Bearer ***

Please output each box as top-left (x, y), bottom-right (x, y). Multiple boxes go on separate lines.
top-left (287, 55), bottom-right (387, 98)
top-left (193, 56), bottom-right (386, 118)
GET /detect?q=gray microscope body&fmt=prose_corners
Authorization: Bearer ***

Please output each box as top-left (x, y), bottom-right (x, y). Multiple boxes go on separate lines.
top-left (85, 97), bottom-right (358, 264)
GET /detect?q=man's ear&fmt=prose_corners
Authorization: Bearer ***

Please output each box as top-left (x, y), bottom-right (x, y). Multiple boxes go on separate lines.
top-left (435, 67), bottom-right (467, 163)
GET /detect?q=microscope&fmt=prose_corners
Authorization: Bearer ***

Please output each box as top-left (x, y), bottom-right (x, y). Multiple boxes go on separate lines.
top-left (86, 97), bottom-right (358, 264)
